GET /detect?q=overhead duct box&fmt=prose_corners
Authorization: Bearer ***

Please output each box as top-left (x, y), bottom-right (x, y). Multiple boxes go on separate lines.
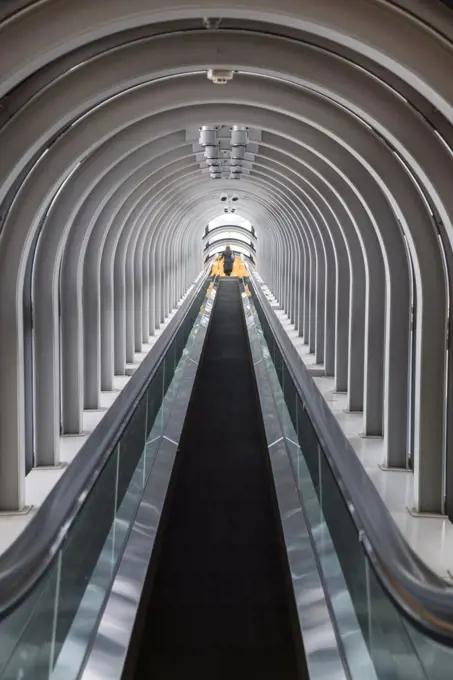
top-left (231, 125), bottom-right (248, 147)
top-left (199, 126), bottom-right (217, 146)
top-left (231, 146), bottom-right (246, 160)
top-left (207, 69), bottom-right (234, 85)
top-left (205, 146), bottom-right (219, 159)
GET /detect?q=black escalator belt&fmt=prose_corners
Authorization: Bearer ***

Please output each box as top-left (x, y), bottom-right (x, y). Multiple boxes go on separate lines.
top-left (133, 279), bottom-right (300, 679)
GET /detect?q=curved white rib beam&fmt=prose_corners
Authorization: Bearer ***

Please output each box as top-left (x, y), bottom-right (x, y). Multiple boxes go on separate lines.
top-left (0, 35), bottom-right (444, 472)
top-left (0, 50), bottom-right (444, 484)
top-left (69, 107), bottom-right (336, 398)
top-left (0, 75), bottom-right (444, 516)
top-left (1, 0), bottom-right (453, 123)
top-left (0, 29), bottom-right (451, 249)
top-left (33, 133), bottom-right (192, 462)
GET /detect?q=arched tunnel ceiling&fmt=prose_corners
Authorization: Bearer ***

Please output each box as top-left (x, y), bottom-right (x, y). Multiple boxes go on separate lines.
top-left (203, 225), bottom-right (257, 246)
top-left (205, 237), bottom-right (256, 256)
top-left (0, 0), bottom-right (453, 520)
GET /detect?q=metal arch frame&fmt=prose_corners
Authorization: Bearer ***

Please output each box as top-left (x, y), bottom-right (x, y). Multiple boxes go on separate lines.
top-left (257, 142), bottom-right (386, 422)
top-left (200, 129), bottom-right (346, 378)
top-left (0, 30), bottom-right (450, 240)
top-left (82, 142), bottom-right (192, 389)
top-left (177, 185), bottom-right (292, 319)
top-left (71, 153), bottom-right (280, 446)
top-left (119, 150), bottom-right (430, 510)
top-left (203, 238), bottom-right (256, 255)
top-left (247, 103), bottom-right (384, 429)
top-left (200, 205), bottom-right (268, 245)
top-left (200, 209), bottom-right (264, 275)
top-left (81, 159), bottom-right (200, 406)
top-left (0, 41), bottom-right (444, 350)
top-left (33, 132), bottom-right (192, 460)
top-left (165, 178), bottom-right (290, 290)
top-left (81, 136), bottom-right (188, 380)
top-left (261, 134), bottom-right (357, 391)
top-left (204, 250), bottom-right (256, 266)
top-left (150, 182), bottom-right (274, 286)
top-left (0, 78), bottom-right (444, 516)
top-left (256, 143), bottom-right (346, 363)
top-left (2, 0), bottom-right (453, 122)
top-left (0, 11), bottom-right (452, 144)
top-left (182, 90), bottom-right (436, 492)
top-left (113, 160), bottom-right (196, 361)
top-left (95, 49), bottom-right (453, 510)
top-left (0, 18), bottom-right (448, 524)
top-left (0, 29), bottom-right (448, 274)
top-left (0, 23), bottom-right (438, 298)
top-left (254, 155), bottom-right (337, 364)
top-left (232, 171), bottom-right (302, 336)
top-left (202, 225), bottom-right (257, 246)
top-left (204, 220), bottom-right (255, 236)
top-left (66, 145), bottom-right (292, 438)
top-left (248, 166), bottom-right (319, 356)
top-left (204, 241), bottom-right (254, 257)
top-left (261, 136), bottom-right (350, 379)
top-left (260, 161), bottom-right (334, 381)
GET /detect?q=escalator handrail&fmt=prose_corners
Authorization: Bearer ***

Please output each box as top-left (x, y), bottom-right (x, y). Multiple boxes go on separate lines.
top-left (0, 271), bottom-right (208, 619)
top-left (250, 272), bottom-right (453, 644)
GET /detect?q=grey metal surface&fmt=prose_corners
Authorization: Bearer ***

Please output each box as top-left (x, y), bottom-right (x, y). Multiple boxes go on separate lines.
top-left (240, 287), bottom-right (349, 679)
top-left (202, 223), bottom-right (257, 245)
top-left (79, 282), bottom-right (216, 680)
top-left (0, 0), bottom-right (453, 665)
top-left (203, 236), bottom-right (257, 256)
top-left (249, 273), bottom-right (453, 641)
top-left (0, 274), bottom-right (208, 617)
top-left (0, 23), bottom-right (448, 518)
top-left (78, 438), bottom-right (178, 680)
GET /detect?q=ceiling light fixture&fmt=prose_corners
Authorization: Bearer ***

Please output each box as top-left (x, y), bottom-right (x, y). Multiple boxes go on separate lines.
top-left (203, 17), bottom-right (222, 30)
top-left (207, 69), bottom-right (234, 85)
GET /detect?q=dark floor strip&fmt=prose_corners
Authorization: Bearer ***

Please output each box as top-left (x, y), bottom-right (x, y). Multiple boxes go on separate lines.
top-left (133, 279), bottom-right (300, 680)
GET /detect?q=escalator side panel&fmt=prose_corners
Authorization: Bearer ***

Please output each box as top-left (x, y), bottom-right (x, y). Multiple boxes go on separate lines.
top-left (133, 279), bottom-right (300, 679)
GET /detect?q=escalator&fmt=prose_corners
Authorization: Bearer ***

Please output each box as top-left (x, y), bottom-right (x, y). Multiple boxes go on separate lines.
top-left (2, 274), bottom-right (453, 679)
top-left (127, 278), bottom-right (304, 679)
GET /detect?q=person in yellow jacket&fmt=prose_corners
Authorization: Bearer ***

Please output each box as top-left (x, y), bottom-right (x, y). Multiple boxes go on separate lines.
top-left (222, 246), bottom-right (235, 276)
top-left (210, 248), bottom-right (233, 277)
top-left (210, 248), bottom-right (249, 278)
top-left (210, 255), bottom-right (223, 277)
top-left (232, 256), bottom-right (248, 278)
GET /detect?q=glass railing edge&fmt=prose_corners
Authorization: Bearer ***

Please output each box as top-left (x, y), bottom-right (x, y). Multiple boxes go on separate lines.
top-left (76, 278), bottom-right (219, 680)
top-left (0, 271), bottom-right (210, 619)
top-left (239, 280), bottom-right (352, 680)
top-left (248, 272), bottom-right (453, 646)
